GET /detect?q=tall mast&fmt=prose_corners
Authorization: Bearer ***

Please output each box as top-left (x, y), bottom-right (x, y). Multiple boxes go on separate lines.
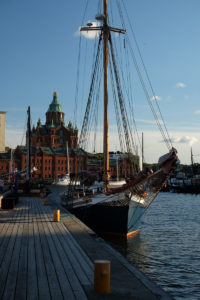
top-left (80, 0), bottom-right (126, 188)
top-left (10, 149), bottom-right (13, 173)
top-left (142, 132), bottom-right (144, 170)
top-left (103, 0), bottom-right (109, 185)
top-left (26, 106), bottom-right (31, 182)
top-left (191, 147), bottom-right (194, 176)
top-left (66, 141), bottom-right (70, 174)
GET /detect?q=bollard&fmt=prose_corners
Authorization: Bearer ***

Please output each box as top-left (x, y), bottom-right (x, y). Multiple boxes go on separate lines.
top-left (44, 198), bottom-right (48, 205)
top-left (53, 210), bottom-right (60, 222)
top-left (94, 260), bottom-right (110, 294)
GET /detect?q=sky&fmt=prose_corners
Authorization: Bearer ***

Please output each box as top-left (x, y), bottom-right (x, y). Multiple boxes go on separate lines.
top-left (1, 0), bottom-right (200, 164)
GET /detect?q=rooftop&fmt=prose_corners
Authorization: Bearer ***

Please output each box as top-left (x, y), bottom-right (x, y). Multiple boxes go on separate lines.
top-left (47, 91), bottom-right (63, 113)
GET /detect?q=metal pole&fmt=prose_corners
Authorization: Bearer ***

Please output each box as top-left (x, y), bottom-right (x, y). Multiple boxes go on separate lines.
top-left (66, 141), bottom-right (70, 174)
top-left (103, 0), bottom-right (109, 186)
top-left (26, 106), bottom-right (31, 182)
top-left (142, 132), bottom-right (144, 169)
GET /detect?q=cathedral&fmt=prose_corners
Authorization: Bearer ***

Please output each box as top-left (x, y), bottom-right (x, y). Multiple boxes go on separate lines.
top-left (31, 91), bottom-right (78, 149)
top-left (0, 91), bottom-right (87, 180)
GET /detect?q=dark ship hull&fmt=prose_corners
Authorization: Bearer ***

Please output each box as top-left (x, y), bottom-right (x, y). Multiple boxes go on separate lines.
top-left (67, 196), bottom-right (145, 237)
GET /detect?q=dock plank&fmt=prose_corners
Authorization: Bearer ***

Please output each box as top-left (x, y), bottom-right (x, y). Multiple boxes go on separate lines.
top-left (33, 221), bottom-right (51, 300)
top-left (41, 205), bottom-right (88, 300)
top-left (35, 205), bottom-right (64, 299)
top-left (1, 207), bottom-right (25, 299)
top-left (34, 198), bottom-right (76, 300)
top-left (0, 194), bottom-right (173, 300)
top-left (14, 216), bottom-right (29, 300)
top-left (0, 204), bottom-right (24, 299)
top-left (27, 203), bottom-right (39, 300)
top-left (44, 205), bottom-right (94, 284)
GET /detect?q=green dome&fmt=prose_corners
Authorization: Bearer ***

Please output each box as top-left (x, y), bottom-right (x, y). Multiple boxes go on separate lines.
top-left (47, 91), bottom-right (63, 113)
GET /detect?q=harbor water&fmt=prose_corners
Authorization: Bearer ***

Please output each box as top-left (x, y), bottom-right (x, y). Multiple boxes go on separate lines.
top-left (51, 187), bottom-right (200, 299)
top-left (105, 192), bottom-right (200, 300)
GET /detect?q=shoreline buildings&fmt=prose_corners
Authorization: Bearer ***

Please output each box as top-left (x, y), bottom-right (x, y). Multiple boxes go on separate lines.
top-left (0, 92), bottom-right (138, 181)
top-left (0, 92), bottom-right (87, 180)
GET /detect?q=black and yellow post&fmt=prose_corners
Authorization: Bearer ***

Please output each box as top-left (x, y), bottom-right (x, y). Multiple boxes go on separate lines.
top-left (53, 209), bottom-right (60, 222)
top-left (94, 260), bottom-right (110, 294)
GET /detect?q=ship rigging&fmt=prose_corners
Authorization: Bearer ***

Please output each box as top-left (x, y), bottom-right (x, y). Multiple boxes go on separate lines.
top-left (61, 0), bottom-right (179, 237)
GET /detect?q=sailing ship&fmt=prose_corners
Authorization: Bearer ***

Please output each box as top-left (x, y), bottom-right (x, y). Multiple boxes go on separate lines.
top-left (62, 0), bottom-right (179, 237)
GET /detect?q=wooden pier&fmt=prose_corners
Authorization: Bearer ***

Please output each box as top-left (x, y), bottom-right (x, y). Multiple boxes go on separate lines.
top-left (0, 194), bottom-right (172, 299)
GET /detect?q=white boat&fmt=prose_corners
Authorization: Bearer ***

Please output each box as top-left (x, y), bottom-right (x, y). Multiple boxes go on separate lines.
top-left (52, 174), bottom-right (80, 186)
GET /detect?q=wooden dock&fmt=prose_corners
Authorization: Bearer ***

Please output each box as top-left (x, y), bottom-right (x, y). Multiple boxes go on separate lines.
top-left (0, 194), bottom-right (172, 299)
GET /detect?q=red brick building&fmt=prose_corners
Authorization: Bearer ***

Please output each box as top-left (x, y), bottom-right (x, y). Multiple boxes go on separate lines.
top-left (0, 91), bottom-right (87, 180)
top-left (13, 146), bottom-right (87, 180)
top-left (0, 151), bottom-right (12, 175)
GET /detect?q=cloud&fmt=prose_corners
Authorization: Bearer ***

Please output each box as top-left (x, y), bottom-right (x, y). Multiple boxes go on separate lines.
top-left (176, 82), bottom-right (186, 88)
top-left (194, 110), bottom-right (200, 115)
top-left (137, 118), bottom-right (164, 125)
top-left (171, 136), bottom-right (198, 146)
top-left (151, 95), bottom-right (161, 101)
top-left (75, 21), bottom-right (101, 39)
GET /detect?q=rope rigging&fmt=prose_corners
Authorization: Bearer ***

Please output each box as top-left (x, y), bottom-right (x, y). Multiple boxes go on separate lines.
top-left (111, 32), bottom-right (143, 158)
top-left (88, 59), bottom-right (103, 153)
top-left (109, 36), bottom-right (137, 157)
top-left (117, 0), bottom-right (173, 151)
top-left (73, 0), bottom-right (89, 127)
top-left (109, 58), bottom-right (125, 153)
top-left (79, 34), bottom-right (103, 149)
top-left (77, 0), bottom-right (176, 164)
top-left (83, 41), bottom-right (102, 151)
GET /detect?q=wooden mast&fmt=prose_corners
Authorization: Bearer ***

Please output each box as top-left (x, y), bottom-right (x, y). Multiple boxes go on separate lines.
top-left (26, 106), bottom-right (31, 182)
top-left (80, 0), bottom-right (126, 189)
top-left (191, 147), bottom-right (194, 176)
top-left (103, 0), bottom-right (109, 186)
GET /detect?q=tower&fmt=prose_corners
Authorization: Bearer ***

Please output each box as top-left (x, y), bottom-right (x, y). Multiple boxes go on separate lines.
top-left (0, 111), bottom-right (6, 153)
top-left (46, 91), bottom-right (65, 125)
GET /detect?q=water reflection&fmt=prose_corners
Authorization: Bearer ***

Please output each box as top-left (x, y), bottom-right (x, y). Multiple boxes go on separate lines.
top-left (104, 193), bottom-right (200, 300)
top-left (50, 187), bottom-right (200, 299)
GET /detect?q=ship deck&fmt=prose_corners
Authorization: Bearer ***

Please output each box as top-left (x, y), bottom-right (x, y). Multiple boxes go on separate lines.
top-left (0, 192), bottom-right (172, 299)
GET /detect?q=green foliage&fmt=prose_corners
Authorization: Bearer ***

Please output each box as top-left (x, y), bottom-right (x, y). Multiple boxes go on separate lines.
top-left (87, 152), bottom-right (103, 160)
top-left (87, 152), bottom-right (200, 177)
top-left (5, 147), bottom-right (11, 153)
top-left (178, 163), bottom-right (200, 177)
top-left (143, 162), bottom-right (158, 172)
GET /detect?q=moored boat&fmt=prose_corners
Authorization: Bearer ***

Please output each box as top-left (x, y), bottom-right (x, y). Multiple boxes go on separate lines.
top-left (61, 0), bottom-right (179, 237)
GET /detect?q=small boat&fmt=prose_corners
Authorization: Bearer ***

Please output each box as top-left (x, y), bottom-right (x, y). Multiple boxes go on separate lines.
top-left (52, 174), bottom-right (70, 186)
top-left (52, 174), bottom-right (80, 186)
